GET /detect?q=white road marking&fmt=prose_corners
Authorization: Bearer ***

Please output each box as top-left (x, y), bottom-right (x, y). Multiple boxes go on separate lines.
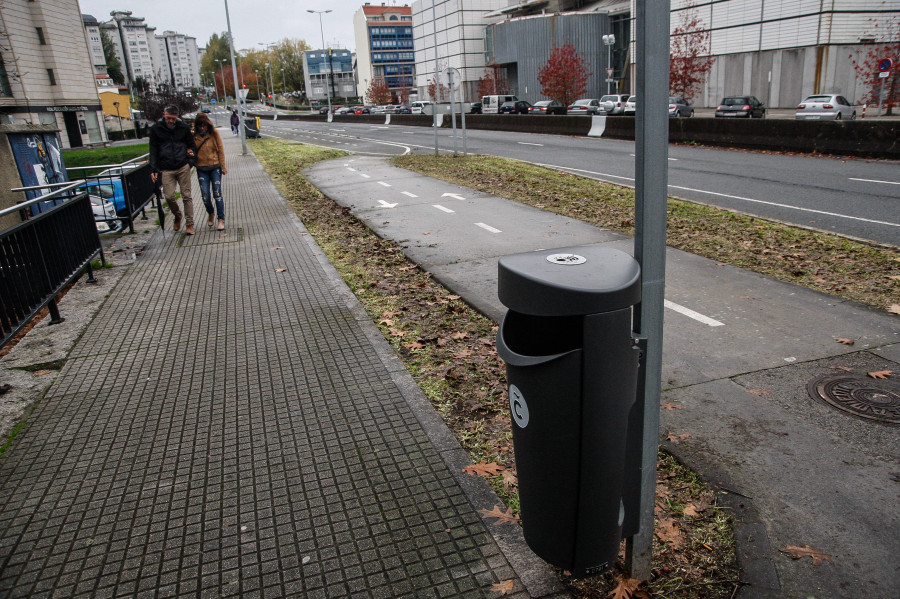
top-left (360, 173), bottom-right (370, 178)
top-left (401, 191), bottom-right (418, 198)
top-left (442, 192), bottom-right (466, 200)
top-left (849, 177), bottom-right (900, 185)
top-left (377, 200), bottom-right (398, 208)
top-left (518, 142), bottom-right (544, 146)
top-left (347, 167), bottom-right (356, 171)
top-left (378, 181), bottom-right (392, 187)
top-left (664, 300), bottom-right (724, 327)
top-left (475, 223), bottom-right (502, 233)
top-left (433, 205), bottom-right (455, 213)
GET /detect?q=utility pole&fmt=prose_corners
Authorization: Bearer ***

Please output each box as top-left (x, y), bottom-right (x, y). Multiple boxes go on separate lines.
top-left (223, 0), bottom-right (247, 155)
top-left (308, 10), bottom-right (333, 117)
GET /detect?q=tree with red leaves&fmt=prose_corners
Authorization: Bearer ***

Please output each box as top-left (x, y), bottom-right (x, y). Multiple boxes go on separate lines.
top-left (366, 77), bottom-right (393, 105)
top-left (537, 44), bottom-right (591, 106)
top-left (427, 75), bottom-right (449, 102)
top-left (669, 3), bottom-right (714, 102)
top-left (849, 10), bottom-right (900, 116)
top-left (476, 62), bottom-right (509, 98)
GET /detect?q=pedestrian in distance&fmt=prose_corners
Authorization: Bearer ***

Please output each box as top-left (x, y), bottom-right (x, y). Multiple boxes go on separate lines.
top-left (230, 109), bottom-right (240, 135)
top-left (192, 112), bottom-right (228, 231)
top-left (149, 105), bottom-right (198, 235)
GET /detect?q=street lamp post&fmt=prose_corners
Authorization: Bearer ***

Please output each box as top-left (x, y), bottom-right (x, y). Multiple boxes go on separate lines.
top-left (308, 10), bottom-right (333, 117)
top-left (281, 67), bottom-right (286, 98)
top-left (223, 0), bottom-right (248, 155)
top-left (215, 58), bottom-right (227, 103)
top-left (254, 70), bottom-right (261, 102)
top-left (112, 100), bottom-right (123, 138)
top-left (602, 34), bottom-right (616, 95)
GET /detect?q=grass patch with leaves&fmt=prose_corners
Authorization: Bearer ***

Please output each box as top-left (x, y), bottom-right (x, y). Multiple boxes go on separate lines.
top-left (392, 155), bottom-right (900, 314)
top-left (63, 143), bottom-right (151, 175)
top-left (251, 137), bottom-right (740, 598)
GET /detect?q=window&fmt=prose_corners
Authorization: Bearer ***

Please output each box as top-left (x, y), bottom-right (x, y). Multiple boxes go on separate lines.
top-left (36, 27), bottom-right (46, 44)
top-left (47, 68), bottom-right (56, 85)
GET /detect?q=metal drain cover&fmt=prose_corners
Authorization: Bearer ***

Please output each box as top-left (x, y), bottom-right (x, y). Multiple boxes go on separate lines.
top-left (807, 374), bottom-right (900, 425)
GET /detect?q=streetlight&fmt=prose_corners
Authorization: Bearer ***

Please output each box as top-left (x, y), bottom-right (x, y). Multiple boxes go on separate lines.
top-left (112, 100), bottom-right (123, 138)
top-left (308, 10), bottom-right (333, 117)
top-left (602, 34), bottom-right (616, 95)
top-left (223, 0), bottom-right (248, 155)
top-left (254, 70), bottom-right (261, 102)
top-left (281, 67), bottom-right (286, 97)
top-left (215, 58), bottom-right (227, 103)
top-left (258, 43), bottom-right (276, 106)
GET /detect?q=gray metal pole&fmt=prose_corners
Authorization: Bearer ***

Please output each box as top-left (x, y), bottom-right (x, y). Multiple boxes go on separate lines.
top-left (625, 0), bottom-right (669, 581)
top-left (224, 0), bottom-right (247, 155)
top-left (432, 0), bottom-right (440, 156)
top-left (448, 69), bottom-right (458, 156)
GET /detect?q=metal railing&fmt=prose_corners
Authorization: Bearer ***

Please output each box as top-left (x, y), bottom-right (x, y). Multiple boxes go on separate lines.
top-left (0, 183), bottom-right (101, 350)
top-left (66, 155), bottom-right (159, 234)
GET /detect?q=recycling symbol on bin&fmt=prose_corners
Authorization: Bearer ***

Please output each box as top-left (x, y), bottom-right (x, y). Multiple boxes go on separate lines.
top-left (509, 385), bottom-right (529, 428)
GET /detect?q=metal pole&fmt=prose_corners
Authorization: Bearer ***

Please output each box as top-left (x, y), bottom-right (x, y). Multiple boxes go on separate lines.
top-left (432, 0), bottom-right (440, 156)
top-left (224, 0), bottom-right (248, 155)
top-left (625, 0), bottom-right (669, 581)
top-left (448, 69), bottom-right (458, 156)
top-left (308, 10), bottom-right (333, 117)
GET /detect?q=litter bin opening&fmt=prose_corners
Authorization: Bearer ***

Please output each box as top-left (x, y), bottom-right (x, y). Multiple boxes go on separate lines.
top-left (501, 311), bottom-right (582, 357)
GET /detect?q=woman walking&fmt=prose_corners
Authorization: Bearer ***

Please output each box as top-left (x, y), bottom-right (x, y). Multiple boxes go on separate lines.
top-left (230, 110), bottom-right (240, 135)
top-left (192, 112), bottom-right (228, 230)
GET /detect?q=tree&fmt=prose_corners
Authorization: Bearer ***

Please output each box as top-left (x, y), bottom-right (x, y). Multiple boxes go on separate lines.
top-left (669, 3), bottom-right (714, 102)
top-left (537, 44), bottom-right (591, 106)
top-left (427, 75), bottom-right (449, 102)
top-left (476, 62), bottom-right (508, 98)
top-left (366, 77), bottom-right (392, 105)
top-left (101, 29), bottom-right (124, 85)
top-left (137, 83), bottom-right (197, 122)
top-left (849, 9), bottom-right (900, 116)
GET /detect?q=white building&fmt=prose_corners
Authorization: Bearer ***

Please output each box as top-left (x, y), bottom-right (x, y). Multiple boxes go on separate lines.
top-left (105, 11), bottom-right (159, 90)
top-left (0, 0), bottom-right (107, 146)
top-left (82, 14), bottom-right (108, 77)
top-left (155, 31), bottom-right (202, 91)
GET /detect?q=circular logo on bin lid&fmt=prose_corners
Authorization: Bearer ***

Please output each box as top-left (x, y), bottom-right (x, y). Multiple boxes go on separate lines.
top-left (546, 253), bottom-right (586, 265)
top-left (509, 385), bottom-right (529, 428)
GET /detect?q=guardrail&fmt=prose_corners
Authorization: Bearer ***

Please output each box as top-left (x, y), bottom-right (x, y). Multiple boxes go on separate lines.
top-left (66, 155), bottom-right (158, 235)
top-left (0, 183), bottom-right (101, 350)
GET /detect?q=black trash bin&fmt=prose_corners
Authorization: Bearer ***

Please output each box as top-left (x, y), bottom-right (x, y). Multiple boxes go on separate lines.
top-left (496, 245), bottom-right (642, 577)
top-left (244, 117), bottom-right (260, 138)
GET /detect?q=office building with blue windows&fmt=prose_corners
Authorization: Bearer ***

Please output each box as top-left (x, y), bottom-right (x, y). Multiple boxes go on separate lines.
top-left (354, 3), bottom-right (416, 102)
top-left (302, 48), bottom-right (357, 102)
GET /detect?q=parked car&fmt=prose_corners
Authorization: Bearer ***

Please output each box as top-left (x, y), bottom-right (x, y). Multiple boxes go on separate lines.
top-left (795, 94), bottom-right (856, 120)
top-left (499, 100), bottom-right (532, 114)
top-left (528, 100), bottom-right (567, 115)
top-left (334, 106), bottom-right (354, 115)
top-left (201, 107), bottom-right (212, 114)
top-left (352, 106), bottom-right (371, 115)
top-left (624, 96), bottom-right (636, 115)
top-left (600, 94), bottom-right (630, 115)
top-left (469, 102), bottom-right (482, 114)
top-left (410, 101), bottom-right (433, 114)
top-left (396, 104), bottom-right (412, 114)
top-left (567, 98), bottom-right (602, 115)
top-left (715, 96), bottom-right (766, 118)
top-left (319, 105), bottom-right (342, 115)
top-left (668, 96), bottom-right (694, 117)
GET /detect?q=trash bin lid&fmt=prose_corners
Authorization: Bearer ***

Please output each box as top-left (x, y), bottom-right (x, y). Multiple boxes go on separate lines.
top-left (498, 246), bottom-right (640, 316)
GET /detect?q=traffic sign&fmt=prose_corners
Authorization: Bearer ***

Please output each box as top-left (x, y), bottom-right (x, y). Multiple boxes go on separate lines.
top-left (211, 99), bottom-right (217, 105)
top-left (238, 88), bottom-right (249, 99)
top-left (441, 67), bottom-right (461, 91)
top-left (878, 58), bottom-right (893, 72)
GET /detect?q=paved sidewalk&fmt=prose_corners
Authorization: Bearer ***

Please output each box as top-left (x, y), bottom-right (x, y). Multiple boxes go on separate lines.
top-left (0, 132), bottom-right (566, 598)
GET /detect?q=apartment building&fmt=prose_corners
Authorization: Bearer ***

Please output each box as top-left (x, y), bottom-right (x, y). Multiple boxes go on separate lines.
top-left (0, 0), bottom-right (106, 146)
top-left (354, 3), bottom-right (416, 101)
top-left (105, 10), bottom-right (158, 90)
top-left (155, 31), bottom-right (202, 91)
top-left (82, 14), bottom-right (108, 77)
top-left (303, 49), bottom-right (357, 101)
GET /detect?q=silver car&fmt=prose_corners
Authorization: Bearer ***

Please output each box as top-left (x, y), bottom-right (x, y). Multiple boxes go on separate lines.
top-left (668, 96), bottom-right (694, 117)
top-left (795, 94), bottom-right (856, 120)
top-left (600, 94), bottom-right (630, 115)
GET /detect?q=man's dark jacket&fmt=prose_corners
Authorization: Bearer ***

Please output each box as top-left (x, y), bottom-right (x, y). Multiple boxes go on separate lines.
top-left (148, 118), bottom-right (197, 173)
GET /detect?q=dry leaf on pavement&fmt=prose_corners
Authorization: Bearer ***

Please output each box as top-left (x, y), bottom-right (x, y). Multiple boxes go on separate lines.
top-left (274, 268), bottom-right (287, 272)
top-left (492, 579), bottom-right (515, 595)
top-left (462, 462), bottom-right (504, 477)
top-left (746, 389), bottom-right (771, 396)
top-left (868, 370), bottom-right (892, 379)
top-left (607, 576), bottom-right (644, 599)
top-left (661, 402), bottom-right (683, 410)
top-left (888, 304), bottom-right (900, 315)
top-left (478, 505), bottom-right (519, 525)
top-left (666, 432), bottom-right (691, 444)
top-left (779, 544), bottom-right (832, 565)
top-left (834, 338), bottom-right (855, 345)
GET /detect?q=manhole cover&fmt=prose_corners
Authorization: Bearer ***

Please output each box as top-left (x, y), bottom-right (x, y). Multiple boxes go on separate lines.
top-left (806, 374), bottom-right (900, 425)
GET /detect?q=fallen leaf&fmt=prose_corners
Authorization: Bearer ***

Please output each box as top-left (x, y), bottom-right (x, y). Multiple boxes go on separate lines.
top-left (491, 579), bottom-right (515, 596)
top-left (661, 402), bottom-right (684, 410)
top-left (779, 544), bottom-right (832, 565)
top-left (389, 328), bottom-right (406, 337)
top-left (607, 576), bottom-right (642, 599)
top-left (501, 470), bottom-right (518, 487)
top-left (746, 389), bottom-right (772, 396)
top-left (478, 505), bottom-right (519, 525)
top-left (868, 370), bottom-right (892, 379)
top-left (666, 432), bottom-right (691, 444)
top-left (450, 331), bottom-right (468, 340)
top-left (654, 520), bottom-right (682, 547)
top-left (447, 295), bottom-right (461, 300)
top-left (274, 268), bottom-right (287, 273)
top-left (889, 275), bottom-right (900, 281)
top-left (404, 341), bottom-right (425, 350)
top-left (32, 370), bottom-right (55, 376)
top-left (888, 304), bottom-right (900, 315)
top-left (834, 338), bottom-right (855, 345)
top-left (379, 319), bottom-right (394, 327)
top-left (462, 462), bottom-right (504, 477)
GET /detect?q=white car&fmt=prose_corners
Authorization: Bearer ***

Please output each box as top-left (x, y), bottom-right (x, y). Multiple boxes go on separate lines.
top-left (795, 94), bottom-right (856, 120)
top-left (600, 94), bottom-right (630, 115)
top-left (624, 96), bottom-right (636, 115)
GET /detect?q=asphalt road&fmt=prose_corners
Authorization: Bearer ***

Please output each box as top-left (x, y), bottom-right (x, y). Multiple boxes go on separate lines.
top-left (255, 116), bottom-right (900, 247)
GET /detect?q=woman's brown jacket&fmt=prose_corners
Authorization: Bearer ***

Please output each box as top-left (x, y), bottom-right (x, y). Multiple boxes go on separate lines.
top-left (192, 127), bottom-right (227, 174)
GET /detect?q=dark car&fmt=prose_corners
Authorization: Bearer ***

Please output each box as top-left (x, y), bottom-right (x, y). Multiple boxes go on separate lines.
top-left (469, 102), bottom-right (482, 114)
top-left (715, 96), bottom-right (766, 118)
top-left (499, 100), bottom-right (532, 114)
top-left (528, 100), bottom-right (567, 115)
top-left (396, 104), bottom-right (412, 114)
top-left (319, 105), bottom-right (343, 115)
top-left (201, 107), bottom-right (212, 113)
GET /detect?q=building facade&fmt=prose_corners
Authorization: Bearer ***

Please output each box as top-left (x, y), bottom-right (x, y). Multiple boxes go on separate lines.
top-left (303, 49), bottom-right (357, 102)
top-left (0, 0), bottom-right (106, 147)
top-left (154, 31), bottom-right (202, 91)
top-left (106, 11), bottom-right (158, 91)
top-left (354, 4), bottom-right (416, 101)
top-left (82, 14), bottom-right (108, 77)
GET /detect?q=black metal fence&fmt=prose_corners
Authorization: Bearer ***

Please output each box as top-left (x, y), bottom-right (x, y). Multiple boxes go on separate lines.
top-left (67, 155), bottom-right (159, 234)
top-left (0, 184), bottom-right (101, 350)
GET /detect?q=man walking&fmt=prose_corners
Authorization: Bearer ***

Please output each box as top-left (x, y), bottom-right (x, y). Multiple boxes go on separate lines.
top-left (149, 105), bottom-right (197, 235)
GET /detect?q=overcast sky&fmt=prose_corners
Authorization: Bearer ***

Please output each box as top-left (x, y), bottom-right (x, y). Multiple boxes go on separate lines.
top-left (77, 0), bottom-right (371, 53)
